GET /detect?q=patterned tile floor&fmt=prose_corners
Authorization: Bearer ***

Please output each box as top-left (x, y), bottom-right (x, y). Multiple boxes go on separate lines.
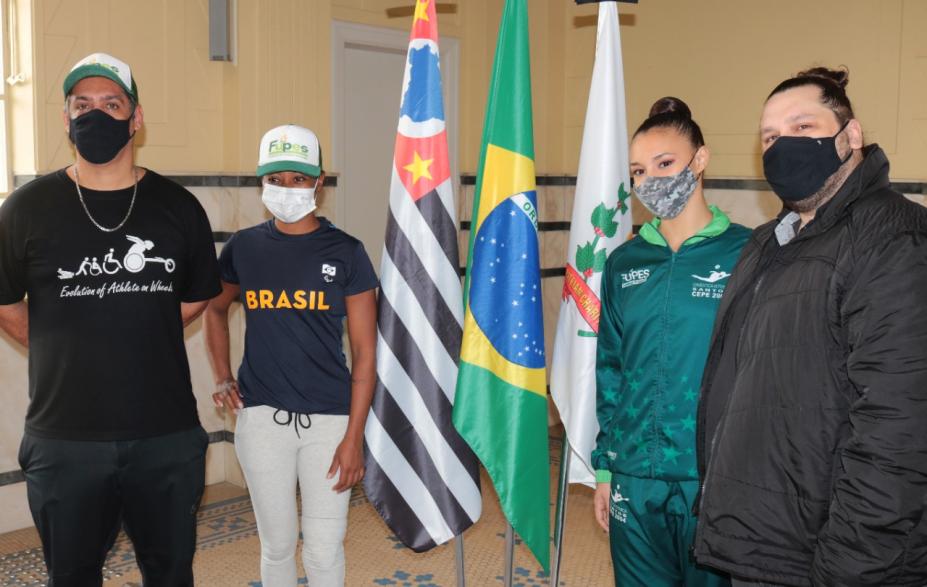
top-left (0, 437), bottom-right (613, 586)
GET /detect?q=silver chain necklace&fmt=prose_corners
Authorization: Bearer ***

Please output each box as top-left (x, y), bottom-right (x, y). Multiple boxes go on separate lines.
top-left (73, 166), bottom-right (138, 233)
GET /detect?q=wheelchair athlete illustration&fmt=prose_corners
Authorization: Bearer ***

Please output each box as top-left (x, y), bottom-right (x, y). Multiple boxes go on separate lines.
top-left (123, 235), bottom-right (176, 273)
top-left (57, 235), bottom-right (175, 280)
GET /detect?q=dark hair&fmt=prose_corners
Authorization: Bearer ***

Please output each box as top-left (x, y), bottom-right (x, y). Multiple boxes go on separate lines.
top-left (767, 67), bottom-right (854, 124)
top-left (633, 96), bottom-right (705, 149)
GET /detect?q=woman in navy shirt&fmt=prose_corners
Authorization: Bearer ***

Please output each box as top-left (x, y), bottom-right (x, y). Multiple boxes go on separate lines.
top-left (205, 124), bottom-right (377, 587)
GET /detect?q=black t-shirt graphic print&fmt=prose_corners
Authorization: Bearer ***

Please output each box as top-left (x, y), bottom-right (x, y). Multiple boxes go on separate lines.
top-left (0, 169), bottom-right (221, 440)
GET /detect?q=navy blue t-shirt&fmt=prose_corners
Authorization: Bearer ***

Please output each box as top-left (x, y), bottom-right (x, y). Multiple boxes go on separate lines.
top-left (219, 218), bottom-right (378, 414)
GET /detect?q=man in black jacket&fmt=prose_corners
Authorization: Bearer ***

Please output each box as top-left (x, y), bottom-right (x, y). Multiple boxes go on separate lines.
top-left (694, 67), bottom-right (927, 586)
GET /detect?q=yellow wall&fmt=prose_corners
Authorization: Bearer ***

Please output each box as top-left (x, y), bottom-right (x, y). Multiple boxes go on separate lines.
top-left (9, 0), bottom-right (927, 180)
top-left (22, 0), bottom-right (227, 174)
top-left (8, 0), bottom-right (35, 176)
top-left (567, 0), bottom-right (926, 180)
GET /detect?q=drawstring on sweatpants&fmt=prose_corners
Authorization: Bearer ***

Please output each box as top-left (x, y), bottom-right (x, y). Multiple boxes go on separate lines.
top-left (273, 409), bottom-right (312, 438)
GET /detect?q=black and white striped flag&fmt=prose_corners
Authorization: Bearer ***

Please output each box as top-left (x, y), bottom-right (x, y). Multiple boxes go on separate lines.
top-left (363, 0), bottom-right (481, 552)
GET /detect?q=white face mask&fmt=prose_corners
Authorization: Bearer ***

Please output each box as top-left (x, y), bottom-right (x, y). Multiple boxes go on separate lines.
top-left (261, 182), bottom-right (317, 224)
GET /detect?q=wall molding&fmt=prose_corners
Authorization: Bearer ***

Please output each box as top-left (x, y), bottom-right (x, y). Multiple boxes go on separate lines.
top-left (460, 175), bottom-right (578, 187)
top-left (458, 174), bottom-right (927, 194)
top-left (13, 174), bottom-right (339, 189)
top-left (457, 221), bottom-right (641, 234)
top-left (19, 173), bottom-right (925, 194)
top-left (459, 220), bottom-right (572, 232)
top-left (0, 469), bottom-right (24, 486)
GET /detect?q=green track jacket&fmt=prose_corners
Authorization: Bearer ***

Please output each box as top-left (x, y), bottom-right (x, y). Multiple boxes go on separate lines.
top-left (593, 206), bottom-right (750, 483)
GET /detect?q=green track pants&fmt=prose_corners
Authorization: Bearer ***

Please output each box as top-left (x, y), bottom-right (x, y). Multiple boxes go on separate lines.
top-left (608, 473), bottom-right (730, 587)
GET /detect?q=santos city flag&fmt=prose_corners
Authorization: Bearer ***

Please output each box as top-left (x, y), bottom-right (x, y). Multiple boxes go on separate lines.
top-left (550, 1), bottom-right (633, 486)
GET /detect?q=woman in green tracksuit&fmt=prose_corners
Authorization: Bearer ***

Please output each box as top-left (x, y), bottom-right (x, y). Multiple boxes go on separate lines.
top-left (592, 97), bottom-right (750, 587)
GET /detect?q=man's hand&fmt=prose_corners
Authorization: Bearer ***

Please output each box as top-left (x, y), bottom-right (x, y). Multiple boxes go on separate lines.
top-left (327, 437), bottom-right (365, 493)
top-left (211, 379), bottom-right (243, 413)
top-left (594, 481), bottom-right (611, 533)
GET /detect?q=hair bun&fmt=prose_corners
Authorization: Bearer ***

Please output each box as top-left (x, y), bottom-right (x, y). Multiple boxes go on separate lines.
top-left (648, 96), bottom-right (692, 120)
top-left (797, 66), bottom-right (849, 90)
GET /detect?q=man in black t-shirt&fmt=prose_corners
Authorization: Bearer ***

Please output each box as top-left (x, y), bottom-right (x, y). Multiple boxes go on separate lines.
top-left (0, 53), bottom-right (220, 586)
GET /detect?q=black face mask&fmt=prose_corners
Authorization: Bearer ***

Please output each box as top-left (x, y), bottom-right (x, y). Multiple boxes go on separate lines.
top-left (68, 108), bottom-right (135, 164)
top-left (762, 121), bottom-right (852, 202)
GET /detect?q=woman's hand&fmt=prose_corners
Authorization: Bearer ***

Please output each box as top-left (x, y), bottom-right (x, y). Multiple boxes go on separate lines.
top-left (330, 288), bottom-right (377, 494)
top-left (594, 481), bottom-right (611, 534)
top-left (328, 437), bottom-right (365, 493)
top-left (212, 379), bottom-right (244, 413)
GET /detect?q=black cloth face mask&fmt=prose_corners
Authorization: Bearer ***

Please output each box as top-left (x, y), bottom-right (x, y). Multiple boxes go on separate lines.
top-left (762, 120), bottom-right (852, 202)
top-left (68, 108), bottom-right (135, 164)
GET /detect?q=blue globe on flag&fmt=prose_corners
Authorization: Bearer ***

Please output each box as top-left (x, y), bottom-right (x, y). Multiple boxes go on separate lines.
top-left (469, 191), bottom-right (544, 369)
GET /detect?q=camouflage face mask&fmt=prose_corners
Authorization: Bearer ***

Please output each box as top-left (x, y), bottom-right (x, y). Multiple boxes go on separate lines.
top-left (633, 159), bottom-right (699, 220)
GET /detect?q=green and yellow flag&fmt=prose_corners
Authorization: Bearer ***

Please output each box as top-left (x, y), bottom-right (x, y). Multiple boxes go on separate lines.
top-left (452, 0), bottom-right (549, 571)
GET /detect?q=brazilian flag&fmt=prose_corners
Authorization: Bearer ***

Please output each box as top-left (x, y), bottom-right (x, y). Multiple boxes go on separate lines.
top-left (452, 0), bottom-right (549, 571)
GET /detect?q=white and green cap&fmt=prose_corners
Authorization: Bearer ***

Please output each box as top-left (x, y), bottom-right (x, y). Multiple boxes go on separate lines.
top-left (63, 52), bottom-right (138, 102)
top-left (257, 125), bottom-right (322, 177)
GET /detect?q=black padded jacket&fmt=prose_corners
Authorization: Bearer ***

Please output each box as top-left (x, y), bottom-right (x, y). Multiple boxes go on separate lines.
top-left (693, 145), bottom-right (927, 586)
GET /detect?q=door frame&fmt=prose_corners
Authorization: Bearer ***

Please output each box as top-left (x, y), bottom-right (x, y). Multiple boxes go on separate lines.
top-left (330, 20), bottom-right (460, 228)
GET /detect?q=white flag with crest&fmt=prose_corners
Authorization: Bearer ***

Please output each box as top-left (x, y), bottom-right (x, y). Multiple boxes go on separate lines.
top-left (550, 1), bottom-right (633, 486)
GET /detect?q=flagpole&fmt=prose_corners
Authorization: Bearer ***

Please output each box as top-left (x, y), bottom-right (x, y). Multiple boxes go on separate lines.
top-left (455, 0), bottom-right (549, 575)
top-left (455, 535), bottom-right (466, 587)
top-left (503, 523), bottom-right (515, 587)
top-left (550, 435), bottom-right (572, 585)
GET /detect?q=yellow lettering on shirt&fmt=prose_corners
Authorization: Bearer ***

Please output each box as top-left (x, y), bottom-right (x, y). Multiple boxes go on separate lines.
top-left (243, 289), bottom-right (332, 312)
top-left (259, 290), bottom-right (274, 309)
top-left (292, 290), bottom-right (307, 309)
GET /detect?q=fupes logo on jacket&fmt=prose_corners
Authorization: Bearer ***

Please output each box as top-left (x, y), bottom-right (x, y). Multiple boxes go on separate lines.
top-left (621, 267), bottom-right (651, 288)
top-left (691, 264), bottom-right (730, 299)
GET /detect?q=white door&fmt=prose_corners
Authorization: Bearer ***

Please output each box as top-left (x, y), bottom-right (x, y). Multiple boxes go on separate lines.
top-left (332, 21), bottom-right (460, 274)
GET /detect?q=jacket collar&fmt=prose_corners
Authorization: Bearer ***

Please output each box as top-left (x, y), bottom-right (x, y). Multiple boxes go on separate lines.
top-left (639, 205), bottom-right (731, 248)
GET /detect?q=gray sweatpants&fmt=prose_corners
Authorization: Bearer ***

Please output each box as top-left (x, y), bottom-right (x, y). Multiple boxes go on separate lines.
top-left (235, 405), bottom-right (351, 587)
